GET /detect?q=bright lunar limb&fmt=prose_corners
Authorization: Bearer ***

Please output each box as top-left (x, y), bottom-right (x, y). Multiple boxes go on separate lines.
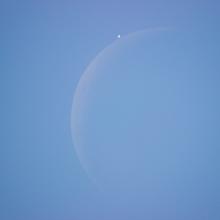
top-left (117, 34), bottom-right (120, 38)
top-left (71, 29), bottom-right (220, 219)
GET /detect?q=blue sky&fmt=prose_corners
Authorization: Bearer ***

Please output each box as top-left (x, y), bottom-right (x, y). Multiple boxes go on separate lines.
top-left (2, 0), bottom-right (220, 219)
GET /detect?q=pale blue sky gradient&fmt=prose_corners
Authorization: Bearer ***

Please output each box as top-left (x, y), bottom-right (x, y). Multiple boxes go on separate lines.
top-left (2, 0), bottom-right (220, 219)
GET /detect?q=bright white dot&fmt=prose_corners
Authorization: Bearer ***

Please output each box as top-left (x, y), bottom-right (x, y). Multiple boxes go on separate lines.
top-left (117, 35), bottom-right (121, 39)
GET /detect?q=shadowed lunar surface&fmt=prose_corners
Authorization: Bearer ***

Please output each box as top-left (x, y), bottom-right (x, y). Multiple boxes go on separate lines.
top-left (71, 29), bottom-right (220, 219)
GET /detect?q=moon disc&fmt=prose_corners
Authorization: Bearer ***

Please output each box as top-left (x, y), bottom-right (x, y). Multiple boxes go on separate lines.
top-left (71, 29), bottom-right (220, 219)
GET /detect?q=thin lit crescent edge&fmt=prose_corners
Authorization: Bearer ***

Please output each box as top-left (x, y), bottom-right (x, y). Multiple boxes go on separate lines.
top-left (70, 27), bottom-right (172, 188)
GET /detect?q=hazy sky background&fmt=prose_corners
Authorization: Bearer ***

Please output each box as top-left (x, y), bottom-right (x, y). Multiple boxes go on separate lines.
top-left (2, 0), bottom-right (220, 219)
